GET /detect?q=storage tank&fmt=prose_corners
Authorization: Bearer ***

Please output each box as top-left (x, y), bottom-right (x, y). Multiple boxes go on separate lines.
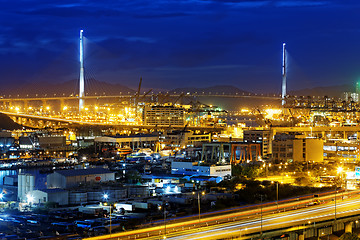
top-left (87, 192), bottom-right (103, 201)
top-left (115, 189), bottom-right (127, 199)
top-left (69, 192), bottom-right (87, 205)
top-left (18, 174), bottom-right (35, 202)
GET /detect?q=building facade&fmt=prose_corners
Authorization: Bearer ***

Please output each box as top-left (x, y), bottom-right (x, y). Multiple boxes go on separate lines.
top-left (272, 134), bottom-right (323, 163)
top-left (243, 129), bottom-right (271, 157)
top-left (143, 105), bottom-right (185, 126)
top-left (47, 168), bottom-right (115, 189)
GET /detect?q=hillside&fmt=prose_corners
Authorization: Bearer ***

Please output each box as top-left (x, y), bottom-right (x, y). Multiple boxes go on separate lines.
top-left (0, 79), bottom-right (136, 97)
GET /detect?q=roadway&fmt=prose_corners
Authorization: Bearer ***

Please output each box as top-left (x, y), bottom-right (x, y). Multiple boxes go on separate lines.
top-left (0, 94), bottom-right (280, 102)
top-left (161, 196), bottom-right (360, 240)
top-left (85, 191), bottom-right (360, 240)
top-left (0, 111), bottom-right (226, 131)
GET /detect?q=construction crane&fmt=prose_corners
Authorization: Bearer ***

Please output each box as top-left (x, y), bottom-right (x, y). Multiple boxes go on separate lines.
top-left (138, 89), bottom-right (152, 102)
top-left (172, 93), bottom-right (185, 105)
top-left (133, 77), bottom-right (142, 106)
top-left (256, 108), bottom-right (271, 126)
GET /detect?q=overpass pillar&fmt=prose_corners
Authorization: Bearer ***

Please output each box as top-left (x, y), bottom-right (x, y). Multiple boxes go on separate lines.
top-left (345, 222), bottom-right (353, 233)
top-left (23, 100), bottom-right (28, 111)
top-left (60, 99), bottom-right (65, 113)
top-left (8, 101), bottom-right (12, 109)
top-left (298, 233), bottom-right (305, 240)
top-left (41, 99), bottom-right (47, 108)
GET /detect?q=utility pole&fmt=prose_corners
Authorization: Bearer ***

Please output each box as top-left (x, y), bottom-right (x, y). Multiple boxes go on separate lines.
top-left (164, 202), bottom-right (166, 238)
top-left (334, 186), bottom-right (337, 221)
top-left (260, 195), bottom-right (263, 236)
top-left (276, 182), bottom-right (279, 211)
top-left (198, 192), bottom-right (201, 223)
top-left (281, 43), bottom-right (287, 107)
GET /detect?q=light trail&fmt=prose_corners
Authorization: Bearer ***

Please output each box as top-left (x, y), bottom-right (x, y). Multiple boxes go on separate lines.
top-left (165, 197), bottom-right (360, 240)
top-left (85, 193), bottom-right (360, 240)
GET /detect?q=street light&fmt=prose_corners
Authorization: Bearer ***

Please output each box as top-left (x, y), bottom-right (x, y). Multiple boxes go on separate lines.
top-left (103, 193), bottom-right (112, 235)
top-left (260, 195), bottom-right (263, 236)
top-left (334, 185), bottom-right (337, 221)
top-left (193, 191), bottom-right (205, 224)
top-left (159, 201), bottom-right (167, 239)
top-left (337, 166), bottom-right (345, 200)
top-left (27, 194), bottom-right (34, 208)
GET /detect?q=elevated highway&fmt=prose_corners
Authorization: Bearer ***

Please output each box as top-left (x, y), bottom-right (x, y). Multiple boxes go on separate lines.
top-left (0, 93), bottom-right (280, 103)
top-left (85, 190), bottom-right (360, 240)
top-left (0, 111), bottom-right (225, 132)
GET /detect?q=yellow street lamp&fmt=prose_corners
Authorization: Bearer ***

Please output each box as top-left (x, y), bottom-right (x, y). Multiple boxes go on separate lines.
top-left (193, 191), bottom-right (205, 223)
top-left (103, 193), bottom-right (112, 235)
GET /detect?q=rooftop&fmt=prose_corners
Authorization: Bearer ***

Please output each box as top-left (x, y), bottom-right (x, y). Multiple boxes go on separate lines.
top-left (54, 168), bottom-right (114, 177)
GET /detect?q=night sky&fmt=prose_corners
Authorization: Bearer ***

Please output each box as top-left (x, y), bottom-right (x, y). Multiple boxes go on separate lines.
top-left (1, 1), bottom-right (360, 93)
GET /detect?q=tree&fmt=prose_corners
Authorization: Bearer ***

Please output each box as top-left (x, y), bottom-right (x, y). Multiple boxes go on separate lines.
top-left (293, 162), bottom-right (304, 173)
top-left (295, 176), bottom-right (312, 186)
top-left (125, 170), bottom-right (142, 184)
top-left (231, 164), bottom-right (260, 179)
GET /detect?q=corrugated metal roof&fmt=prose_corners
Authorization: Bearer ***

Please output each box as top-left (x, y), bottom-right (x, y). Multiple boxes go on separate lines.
top-left (39, 188), bottom-right (68, 193)
top-left (54, 168), bottom-right (114, 177)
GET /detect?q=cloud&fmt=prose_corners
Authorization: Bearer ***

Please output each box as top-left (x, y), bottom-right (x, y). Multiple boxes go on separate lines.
top-left (132, 12), bottom-right (189, 18)
top-left (275, 1), bottom-right (329, 7)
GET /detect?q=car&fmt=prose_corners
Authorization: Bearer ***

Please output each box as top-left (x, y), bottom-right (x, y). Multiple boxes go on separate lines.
top-left (74, 221), bottom-right (91, 229)
top-left (88, 226), bottom-right (108, 236)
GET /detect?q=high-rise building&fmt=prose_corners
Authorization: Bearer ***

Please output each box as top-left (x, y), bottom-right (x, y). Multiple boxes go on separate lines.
top-left (143, 105), bottom-right (185, 126)
top-left (243, 129), bottom-right (271, 158)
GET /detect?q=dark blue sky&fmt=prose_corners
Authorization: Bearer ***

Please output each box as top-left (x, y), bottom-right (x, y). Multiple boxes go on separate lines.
top-left (1, 0), bottom-right (360, 93)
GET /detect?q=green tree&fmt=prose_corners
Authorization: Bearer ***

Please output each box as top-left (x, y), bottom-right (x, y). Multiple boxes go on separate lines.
top-left (231, 164), bottom-right (260, 179)
top-left (295, 176), bottom-right (312, 186)
top-left (293, 162), bottom-right (304, 173)
top-left (125, 170), bottom-right (142, 184)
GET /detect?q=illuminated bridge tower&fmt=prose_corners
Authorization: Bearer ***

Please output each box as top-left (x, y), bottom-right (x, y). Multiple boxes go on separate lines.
top-left (281, 42), bottom-right (287, 107)
top-left (79, 29), bottom-right (85, 112)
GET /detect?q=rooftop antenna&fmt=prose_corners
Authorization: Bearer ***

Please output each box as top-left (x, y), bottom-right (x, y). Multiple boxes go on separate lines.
top-left (281, 42), bottom-right (287, 107)
top-left (79, 29), bottom-right (85, 112)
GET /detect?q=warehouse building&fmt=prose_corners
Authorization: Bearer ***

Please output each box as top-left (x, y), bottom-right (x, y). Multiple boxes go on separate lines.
top-left (47, 168), bottom-right (115, 189)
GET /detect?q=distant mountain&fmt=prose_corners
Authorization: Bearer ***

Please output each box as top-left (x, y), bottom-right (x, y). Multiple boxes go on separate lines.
top-left (0, 79), bottom-right (136, 97)
top-left (289, 84), bottom-right (353, 98)
top-left (0, 113), bottom-right (22, 130)
top-left (170, 85), bottom-right (252, 95)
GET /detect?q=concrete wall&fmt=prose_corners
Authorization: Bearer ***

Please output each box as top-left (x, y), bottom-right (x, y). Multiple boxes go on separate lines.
top-left (293, 138), bottom-right (323, 162)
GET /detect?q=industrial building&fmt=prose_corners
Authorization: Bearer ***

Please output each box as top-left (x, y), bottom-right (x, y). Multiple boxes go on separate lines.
top-left (18, 174), bottom-right (35, 202)
top-left (0, 131), bottom-right (14, 153)
top-left (272, 134), bottom-right (323, 163)
top-left (163, 131), bottom-right (211, 148)
top-left (200, 142), bottom-right (261, 164)
top-left (28, 189), bottom-right (69, 206)
top-left (38, 136), bottom-right (66, 149)
top-left (47, 168), bottom-right (115, 189)
top-left (323, 139), bottom-right (359, 163)
top-left (243, 129), bottom-right (271, 157)
top-left (94, 134), bottom-right (159, 152)
top-left (171, 160), bottom-right (231, 179)
top-left (142, 105), bottom-right (185, 127)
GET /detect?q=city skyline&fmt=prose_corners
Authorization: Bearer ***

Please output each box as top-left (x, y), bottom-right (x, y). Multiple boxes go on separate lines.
top-left (1, 1), bottom-right (360, 93)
